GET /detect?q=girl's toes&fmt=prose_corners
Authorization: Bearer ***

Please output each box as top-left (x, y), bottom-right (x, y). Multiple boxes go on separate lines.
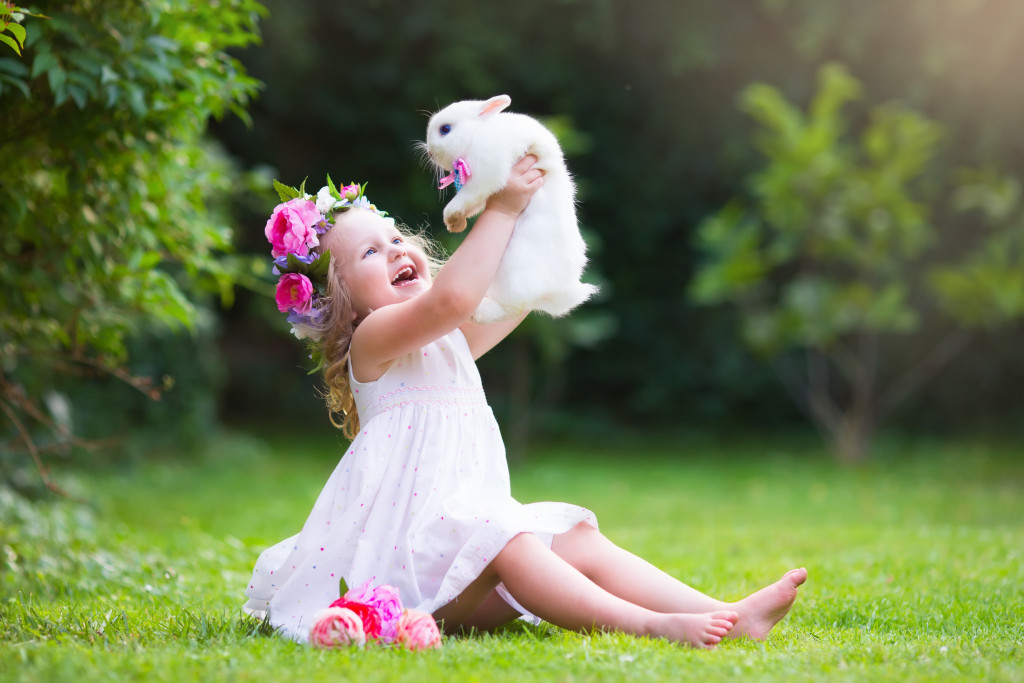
top-left (711, 619), bottom-right (737, 634)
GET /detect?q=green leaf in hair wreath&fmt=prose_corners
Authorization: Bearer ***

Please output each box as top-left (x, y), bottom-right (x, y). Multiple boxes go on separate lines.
top-left (326, 174), bottom-right (342, 201)
top-left (273, 179), bottom-right (301, 202)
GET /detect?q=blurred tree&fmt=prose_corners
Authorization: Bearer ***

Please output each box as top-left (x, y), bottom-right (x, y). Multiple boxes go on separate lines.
top-left (691, 63), bottom-right (1024, 461)
top-left (0, 0), bottom-right (265, 493)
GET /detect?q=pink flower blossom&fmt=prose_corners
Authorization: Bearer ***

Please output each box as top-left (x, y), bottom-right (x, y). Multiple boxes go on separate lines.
top-left (309, 607), bottom-right (366, 648)
top-left (394, 609), bottom-right (442, 651)
top-left (328, 598), bottom-right (383, 641)
top-left (342, 184), bottom-right (360, 201)
top-left (265, 198), bottom-right (321, 258)
top-left (343, 581), bottom-right (404, 642)
top-left (276, 273), bottom-right (313, 314)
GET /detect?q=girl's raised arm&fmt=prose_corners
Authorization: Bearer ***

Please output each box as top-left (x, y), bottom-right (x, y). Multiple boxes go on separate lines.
top-left (459, 311), bottom-right (529, 360)
top-left (349, 157), bottom-right (543, 380)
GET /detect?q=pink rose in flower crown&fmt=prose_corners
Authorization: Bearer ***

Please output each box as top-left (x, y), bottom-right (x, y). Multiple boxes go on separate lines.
top-left (265, 198), bottom-right (321, 258)
top-left (342, 580), bottom-right (404, 642)
top-left (328, 597), bottom-right (383, 641)
top-left (342, 184), bottom-right (360, 201)
top-left (276, 273), bottom-right (314, 314)
top-left (309, 606), bottom-right (366, 648)
top-left (394, 609), bottom-right (442, 651)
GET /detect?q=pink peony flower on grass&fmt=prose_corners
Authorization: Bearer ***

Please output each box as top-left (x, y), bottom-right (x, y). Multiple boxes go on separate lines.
top-left (328, 598), bottom-right (383, 641)
top-left (265, 198), bottom-right (321, 258)
top-left (394, 609), bottom-right (442, 651)
top-left (343, 581), bottom-right (404, 642)
top-left (276, 273), bottom-right (314, 314)
top-left (309, 607), bottom-right (366, 649)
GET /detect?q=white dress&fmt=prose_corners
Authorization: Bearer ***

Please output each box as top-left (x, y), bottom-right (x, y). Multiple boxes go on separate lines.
top-left (243, 329), bottom-right (597, 642)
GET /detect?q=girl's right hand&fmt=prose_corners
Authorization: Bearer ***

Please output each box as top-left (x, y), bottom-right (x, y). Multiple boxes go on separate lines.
top-left (349, 157), bottom-right (542, 380)
top-left (484, 155), bottom-right (545, 218)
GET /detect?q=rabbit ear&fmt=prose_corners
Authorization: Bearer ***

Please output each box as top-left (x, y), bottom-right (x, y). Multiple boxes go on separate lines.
top-left (479, 95), bottom-right (511, 117)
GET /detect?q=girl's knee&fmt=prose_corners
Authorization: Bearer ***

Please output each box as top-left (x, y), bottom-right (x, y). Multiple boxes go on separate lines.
top-left (565, 521), bottom-right (602, 544)
top-left (574, 520), bottom-right (600, 535)
top-left (551, 521), bottom-right (604, 568)
top-left (494, 532), bottom-right (543, 566)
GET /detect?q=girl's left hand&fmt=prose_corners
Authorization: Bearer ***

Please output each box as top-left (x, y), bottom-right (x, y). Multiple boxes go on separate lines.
top-left (485, 155), bottom-right (545, 218)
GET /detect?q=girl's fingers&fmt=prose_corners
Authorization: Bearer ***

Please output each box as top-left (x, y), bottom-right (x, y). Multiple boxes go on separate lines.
top-left (514, 154), bottom-right (540, 172)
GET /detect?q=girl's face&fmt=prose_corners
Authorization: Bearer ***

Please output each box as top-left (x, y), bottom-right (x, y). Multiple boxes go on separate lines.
top-left (323, 210), bottom-right (432, 320)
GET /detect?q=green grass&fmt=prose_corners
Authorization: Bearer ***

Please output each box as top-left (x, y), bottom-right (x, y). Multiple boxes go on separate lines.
top-left (2, 432), bottom-right (1023, 681)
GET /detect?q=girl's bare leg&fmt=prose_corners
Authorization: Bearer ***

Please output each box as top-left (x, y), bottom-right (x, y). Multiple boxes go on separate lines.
top-left (549, 522), bottom-right (807, 640)
top-left (433, 532), bottom-right (737, 649)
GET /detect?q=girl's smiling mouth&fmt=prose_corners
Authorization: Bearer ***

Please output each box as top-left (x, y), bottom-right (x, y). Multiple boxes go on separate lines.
top-left (391, 265), bottom-right (418, 286)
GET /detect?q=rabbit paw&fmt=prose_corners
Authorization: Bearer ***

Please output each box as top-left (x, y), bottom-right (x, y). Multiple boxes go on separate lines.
top-left (444, 211), bottom-right (467, 233)
top-left (472, 297), bottom-right (518, 324)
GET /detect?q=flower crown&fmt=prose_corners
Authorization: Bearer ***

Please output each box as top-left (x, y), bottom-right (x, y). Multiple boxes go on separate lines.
top-left (265, 176), bottom-right (387, 341)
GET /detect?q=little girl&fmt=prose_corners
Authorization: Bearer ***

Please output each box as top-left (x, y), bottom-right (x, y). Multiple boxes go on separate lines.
top-left (245, 157), bottom-right (807, 648)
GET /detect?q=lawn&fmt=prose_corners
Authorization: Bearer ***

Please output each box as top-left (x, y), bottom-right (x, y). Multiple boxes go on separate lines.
top-left (2, 432), bottom-right (1022, 681)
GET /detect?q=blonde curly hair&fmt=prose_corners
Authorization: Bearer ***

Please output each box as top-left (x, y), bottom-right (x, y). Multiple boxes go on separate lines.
top-left (313, 209), bottom-right (444, 439)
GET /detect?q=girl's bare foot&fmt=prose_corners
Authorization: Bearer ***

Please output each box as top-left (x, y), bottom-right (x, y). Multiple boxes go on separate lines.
top-left (648, 610), bottom-right (739, 649)
top-left (731, 567), bottom-right (807, 640)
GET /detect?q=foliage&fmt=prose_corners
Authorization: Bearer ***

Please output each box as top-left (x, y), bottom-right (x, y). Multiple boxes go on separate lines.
top-left (930, 169), bottom-right (1024, 325)
top-left (691, 63), bottom-right (1024, 461)
top-left (0, 1), bottom-right (265, 487)
top-left (0, 2), bottom-right (44, 57)
top-left (2, 435), bottom-right (1022, 679)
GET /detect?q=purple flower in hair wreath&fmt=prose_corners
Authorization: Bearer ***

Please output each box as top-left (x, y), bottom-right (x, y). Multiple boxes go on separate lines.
top-left (272, 252), bottom-right (318, 276)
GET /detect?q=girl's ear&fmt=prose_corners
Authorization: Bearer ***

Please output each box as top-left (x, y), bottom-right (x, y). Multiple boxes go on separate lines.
top-left (479, 95), bottom-right (511, 118)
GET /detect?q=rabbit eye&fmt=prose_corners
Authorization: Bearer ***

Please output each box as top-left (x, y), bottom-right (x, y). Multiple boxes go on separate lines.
top-left (439, 124), bottom-right (452, 136)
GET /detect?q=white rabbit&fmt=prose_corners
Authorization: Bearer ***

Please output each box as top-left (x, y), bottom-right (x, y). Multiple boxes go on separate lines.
top-left (424, 94), bottom-right (598, 324)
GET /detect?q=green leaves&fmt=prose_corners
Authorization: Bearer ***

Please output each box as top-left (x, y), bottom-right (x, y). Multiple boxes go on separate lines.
top-left (0, 1), bottom-right (264, 370)
top-left (0, 3), bottom-right (38, 56)
top-left (279, 250), bottom-right (331, 296)
top-left (930, 170), bottom-right (1024, 327)
top-left (273, 178), bottom-right (304, 202)
top-left (693, 63), bottom-right (943, 353)
top-left (325, 174), bottom-right (341, 201)
top-left (691, 62), bottom-right (1024, 458)
top-left (0, 22), bottom-right (25, 55)
top-left (691, 202), bottom-right (768, 304)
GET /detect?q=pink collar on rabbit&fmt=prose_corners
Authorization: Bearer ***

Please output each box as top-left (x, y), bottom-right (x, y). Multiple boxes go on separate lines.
top-left (437, 158), bottom-right (471, 192)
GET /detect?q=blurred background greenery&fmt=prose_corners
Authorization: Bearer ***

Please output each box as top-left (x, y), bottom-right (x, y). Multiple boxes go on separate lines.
top-left (4, 0), bottom-right (1024, 488)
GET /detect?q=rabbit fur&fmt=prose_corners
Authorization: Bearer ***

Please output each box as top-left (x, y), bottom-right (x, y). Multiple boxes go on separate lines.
top-left (424, 94), bottom-right (597, 324)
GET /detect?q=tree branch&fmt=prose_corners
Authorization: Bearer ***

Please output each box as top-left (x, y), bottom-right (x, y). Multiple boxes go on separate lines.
top-left (0, 396), bottom-right (78, 499)
top-left (770, 353), bottom-right (839, 439)
top-left (876, 329), bottom-right (973, 422)
top-left (806, 347), bottom-right (842, 434)
top-left (18, 349), bottom-right (163, 400)
top-left (850, 330), bottom-right (878, 432)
